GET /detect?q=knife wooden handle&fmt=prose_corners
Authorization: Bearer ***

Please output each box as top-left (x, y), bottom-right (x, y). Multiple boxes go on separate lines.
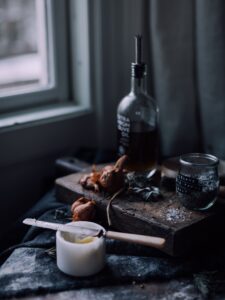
top-left (106, 231), bottom-right (165, 249)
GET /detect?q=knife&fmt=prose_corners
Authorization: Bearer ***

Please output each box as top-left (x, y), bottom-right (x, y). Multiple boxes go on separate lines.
top-left (23, 218), bottom-right (165, 249)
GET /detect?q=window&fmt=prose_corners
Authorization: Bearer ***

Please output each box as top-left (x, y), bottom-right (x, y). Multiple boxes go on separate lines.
top-left (0, 0), bottom-right (48, 92)
top-left (0, 0), bottom-right (69, 114)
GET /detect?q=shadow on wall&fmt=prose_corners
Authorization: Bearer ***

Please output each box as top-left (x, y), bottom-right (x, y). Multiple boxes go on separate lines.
top-left (0, 114), bottom-right (96, 250)
top-left (0, 156), bottom-right (55, 252)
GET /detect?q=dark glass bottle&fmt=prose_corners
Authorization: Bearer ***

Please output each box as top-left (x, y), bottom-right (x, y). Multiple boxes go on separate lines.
top-left (117, 35), bottom-right (159, 172)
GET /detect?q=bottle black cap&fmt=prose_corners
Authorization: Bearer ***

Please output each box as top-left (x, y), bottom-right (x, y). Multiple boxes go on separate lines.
top-left (131, 35), bottom-right (146, 78)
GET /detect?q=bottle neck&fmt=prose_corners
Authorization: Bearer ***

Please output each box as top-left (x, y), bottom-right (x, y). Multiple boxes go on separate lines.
top-left (130, 77), bottom-right (145, 93)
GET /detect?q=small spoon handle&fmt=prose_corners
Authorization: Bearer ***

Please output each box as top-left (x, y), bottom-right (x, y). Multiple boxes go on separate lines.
top-left (106, 231), bottom-right (165, 249)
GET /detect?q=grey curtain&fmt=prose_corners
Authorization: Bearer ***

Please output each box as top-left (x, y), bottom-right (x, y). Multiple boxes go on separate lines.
top-left (149, 0), bottom-right (225, 158)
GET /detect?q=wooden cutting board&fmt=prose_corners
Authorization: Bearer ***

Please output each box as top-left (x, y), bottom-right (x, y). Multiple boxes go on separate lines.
top-left (55, 171), bottom-right (225, 257)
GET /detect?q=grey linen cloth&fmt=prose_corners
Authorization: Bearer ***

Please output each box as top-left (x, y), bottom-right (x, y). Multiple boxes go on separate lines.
top-left (0, 191), bottom-right (225, 299)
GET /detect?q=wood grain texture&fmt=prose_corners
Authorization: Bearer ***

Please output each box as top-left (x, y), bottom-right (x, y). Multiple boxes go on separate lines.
top-left (55, 172), bottom-right (225, 256)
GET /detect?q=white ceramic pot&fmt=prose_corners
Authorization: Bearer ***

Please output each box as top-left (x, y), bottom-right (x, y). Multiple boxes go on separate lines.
top-left (56, 221), bottom-right (106, 277)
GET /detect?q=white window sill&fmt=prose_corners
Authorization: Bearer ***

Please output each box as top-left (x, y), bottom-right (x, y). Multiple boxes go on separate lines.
top-left (0, 103), bottom-right (92, 132)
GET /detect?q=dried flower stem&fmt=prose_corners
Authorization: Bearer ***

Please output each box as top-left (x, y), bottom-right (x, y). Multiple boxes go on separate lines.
top-left (106, 188), bottom-right (125, 226)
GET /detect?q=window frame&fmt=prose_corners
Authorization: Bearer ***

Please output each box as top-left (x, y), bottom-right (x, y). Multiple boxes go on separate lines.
top-left (0, 0), bottom-right (93, 131)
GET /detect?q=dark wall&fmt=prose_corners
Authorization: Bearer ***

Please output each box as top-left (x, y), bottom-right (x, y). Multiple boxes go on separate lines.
top-left (0, 113), bottom-right (96, 242)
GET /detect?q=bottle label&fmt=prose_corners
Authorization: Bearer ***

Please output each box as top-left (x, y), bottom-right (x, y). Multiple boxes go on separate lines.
top-left (117, 114), bottom-right (130, 156)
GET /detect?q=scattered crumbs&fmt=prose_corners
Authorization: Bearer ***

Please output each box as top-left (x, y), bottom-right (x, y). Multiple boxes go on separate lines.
top-left (140, 284), bottom-right (145, 289)
top-left (132, 281), bottom-right (136, 285)
top-left (166, 208), bottom-right (187, 222)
